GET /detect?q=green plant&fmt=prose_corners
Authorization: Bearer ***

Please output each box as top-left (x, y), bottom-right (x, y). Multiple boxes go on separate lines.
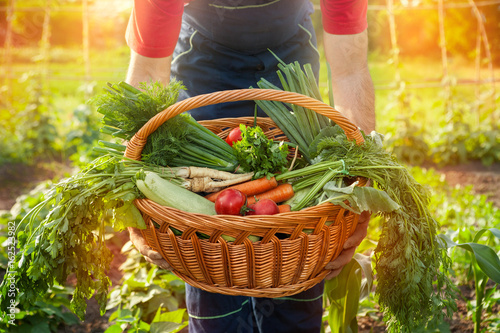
top-left (439, 228), bottom-right (500, 333)
top-left (0, 182), bottom-right (80, 331)
top-left (0, 284), bottom-right (80, 332)
top-left (0, 73), bottom-right (59, 165)
top-left (383, 83), bottom-right (430, 166)
top-left (105, 243), bottom-right (187, 333)
top-left (411, 166), bottom-right (500, 331)
top-left (466, 127), bottom-right (500, 166)
top-left (430, 98), bottom-right (500, 167)
top-left (335, 167), bottom-right (500, 332)
top-left (323, 253), bottom-right (373, 333)
top-left (0, 76), bottom-right (101, 167)
top-left (64, 103), bottom-right (101, 167)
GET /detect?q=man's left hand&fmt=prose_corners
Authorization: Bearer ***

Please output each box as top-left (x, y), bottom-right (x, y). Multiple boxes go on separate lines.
top-left (324, 211), bottom-right (370, 279)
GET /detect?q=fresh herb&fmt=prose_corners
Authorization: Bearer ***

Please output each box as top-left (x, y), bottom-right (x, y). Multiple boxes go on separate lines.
top-left (92, 81), bottom-right (239, 171)
top-left (0, 80), bottom-right (250, 322)
top-left (323, 133), bottom-right (457, 331)
top-left (0, 151), bottom-right (184, 321)
top-left (232, 124), bottom-right (290, 179)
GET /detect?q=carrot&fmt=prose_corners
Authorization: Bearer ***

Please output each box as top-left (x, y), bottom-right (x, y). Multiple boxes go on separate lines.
top-left (205, 176), bottom-right (278, 202)
top-left (277, 204), bottom-right (291, 213)
top-left (247, 183), bottom-right (294, 206)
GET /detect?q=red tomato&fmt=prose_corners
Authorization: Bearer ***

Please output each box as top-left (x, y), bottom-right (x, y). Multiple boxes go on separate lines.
top-left (225, 127), bottom-right (243, 147)
top-left (215, 189), bottom-right (247, 215)
top-left (246, 199), bottom-right (280, 216)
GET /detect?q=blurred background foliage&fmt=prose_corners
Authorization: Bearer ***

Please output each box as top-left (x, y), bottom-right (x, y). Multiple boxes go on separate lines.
top-left (1, 0), bottom-right (498, 167)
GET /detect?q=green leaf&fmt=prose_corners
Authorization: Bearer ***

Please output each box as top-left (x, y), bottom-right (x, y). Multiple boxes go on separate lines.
top-left (104, 324), bottom-right (126, 333)
top-left (439, 233), bottom-right (500, 284)
top-left (352, 186), bottom-right (401, 213)
top-left (324, 254), bottom-right (373, 333)
top-left (149, 308), bottom-right (187, 333)
top-left (354, 253), bottom-right (374, 300)
top-left (473, 227), bottom-right (500, 243)
top-left (323, 181), bottom-right (357, 195)
top-left (61, 217), bottom-right (69, 233)
top-left (233, 124), bottom-right (289, 178)
top-left (153, 308), bottom-right (186, 323)
top-left (308, 125), bottom-right (343, 157)
top-left (146, 294), bottom-right (179, 314)
top-left (150, 322), bottom-right (187, 333)
top-left (321, 183), bottom-right (400, 214)
top-left (113, 203), bottom-right (146, 231)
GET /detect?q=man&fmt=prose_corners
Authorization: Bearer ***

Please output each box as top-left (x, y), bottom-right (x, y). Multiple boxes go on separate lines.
top-left (125, 1), bottom-right (375, 332)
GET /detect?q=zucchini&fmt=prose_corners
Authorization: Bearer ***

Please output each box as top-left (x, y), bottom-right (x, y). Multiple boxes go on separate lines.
top-left (136, 171), bottom-right (217, 215)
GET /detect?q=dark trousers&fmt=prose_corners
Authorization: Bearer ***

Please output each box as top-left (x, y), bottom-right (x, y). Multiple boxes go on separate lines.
top-left (186, 281), bottom-right (325, 333)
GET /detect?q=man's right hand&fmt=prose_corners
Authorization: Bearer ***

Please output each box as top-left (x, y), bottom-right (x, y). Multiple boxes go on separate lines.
top-left (128, 227), bottom-right (172, 270)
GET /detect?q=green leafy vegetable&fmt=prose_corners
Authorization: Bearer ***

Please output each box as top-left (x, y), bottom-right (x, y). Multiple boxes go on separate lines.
top-left (92, 81), bottom-right (239, 171)
top-left (232, 124), bottom-right (290, 179)
top-left (280, 130), bottom-right (457, 332)
top-left (0, 151), bottom-right (185, 321)
top-left (321, 182), bottom-right (401, 214)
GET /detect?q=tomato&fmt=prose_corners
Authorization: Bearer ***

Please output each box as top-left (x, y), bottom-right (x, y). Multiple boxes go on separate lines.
top-left (225, 126), bottom-right (243, 147)
top-left (246, 199), bottom-right (280, 216)
top-left (215, 189), bottom-right (247, 215)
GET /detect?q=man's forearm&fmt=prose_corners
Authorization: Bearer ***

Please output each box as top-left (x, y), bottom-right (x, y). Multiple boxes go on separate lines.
top-left (125, 50), bottom-right (173, 87)
top-left (329, 66), bottom-right (375, 133)
top-left (323, 30), bottom-right (375, 133)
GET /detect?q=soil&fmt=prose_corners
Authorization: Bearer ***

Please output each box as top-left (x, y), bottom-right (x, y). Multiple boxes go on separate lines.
top-left (0, 160), bottom-right (75, 211)
top-left (1, 159), bottom-right (498, 332)
top-left (436, 161), bottom-right (500, 209)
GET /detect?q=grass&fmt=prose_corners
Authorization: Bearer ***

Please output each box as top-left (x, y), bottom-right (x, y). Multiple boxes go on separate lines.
top-left (2, 46), bottom-right (129, 100)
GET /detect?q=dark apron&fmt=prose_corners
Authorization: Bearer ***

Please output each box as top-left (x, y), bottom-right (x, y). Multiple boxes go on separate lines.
top-left (171, 0), bottom-right (320, 120)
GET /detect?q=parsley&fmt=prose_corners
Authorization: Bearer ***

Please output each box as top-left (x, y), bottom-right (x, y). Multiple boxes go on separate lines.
top-left (0, 153), bottom-right (182, 321)
top-left (232, 125), bottom-right (290, 179)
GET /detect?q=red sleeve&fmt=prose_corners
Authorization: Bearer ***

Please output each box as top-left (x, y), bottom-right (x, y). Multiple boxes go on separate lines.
top-left (126, 0), bottom-right (184, 58)
top-left (320, 0), bottom-right (368, 35)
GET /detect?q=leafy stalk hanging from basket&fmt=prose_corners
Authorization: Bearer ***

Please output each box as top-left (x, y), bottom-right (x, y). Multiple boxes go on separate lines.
top-left (256, 60), bottom-right (458, 332)
top-left (0, 151), bottom-right (185, 321)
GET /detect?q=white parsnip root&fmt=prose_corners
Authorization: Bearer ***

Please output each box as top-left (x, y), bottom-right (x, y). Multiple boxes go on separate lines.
top-left (173, 167), bottom-right (254, 192)
top-left (175, 167), bottom-right (252, 180)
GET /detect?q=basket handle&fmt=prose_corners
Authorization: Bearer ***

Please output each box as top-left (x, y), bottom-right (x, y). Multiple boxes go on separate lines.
top-left (124, 89), bottom-right (364, 160)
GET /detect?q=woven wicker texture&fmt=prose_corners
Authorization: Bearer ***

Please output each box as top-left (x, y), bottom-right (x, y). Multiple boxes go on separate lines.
top-left (124, 89), bottom-right (365, 297)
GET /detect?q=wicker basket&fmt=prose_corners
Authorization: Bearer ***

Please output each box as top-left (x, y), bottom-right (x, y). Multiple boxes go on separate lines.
top-left (124, 89), bottom-right (365, 298)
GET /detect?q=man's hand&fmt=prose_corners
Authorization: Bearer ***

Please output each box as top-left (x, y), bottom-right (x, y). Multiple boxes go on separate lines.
top-left (128, 227), bottom-right (172, 270)
top-left (324, 211), bottom-right (370, 279)
top-left (125, 50), bottom-right (172, 87)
